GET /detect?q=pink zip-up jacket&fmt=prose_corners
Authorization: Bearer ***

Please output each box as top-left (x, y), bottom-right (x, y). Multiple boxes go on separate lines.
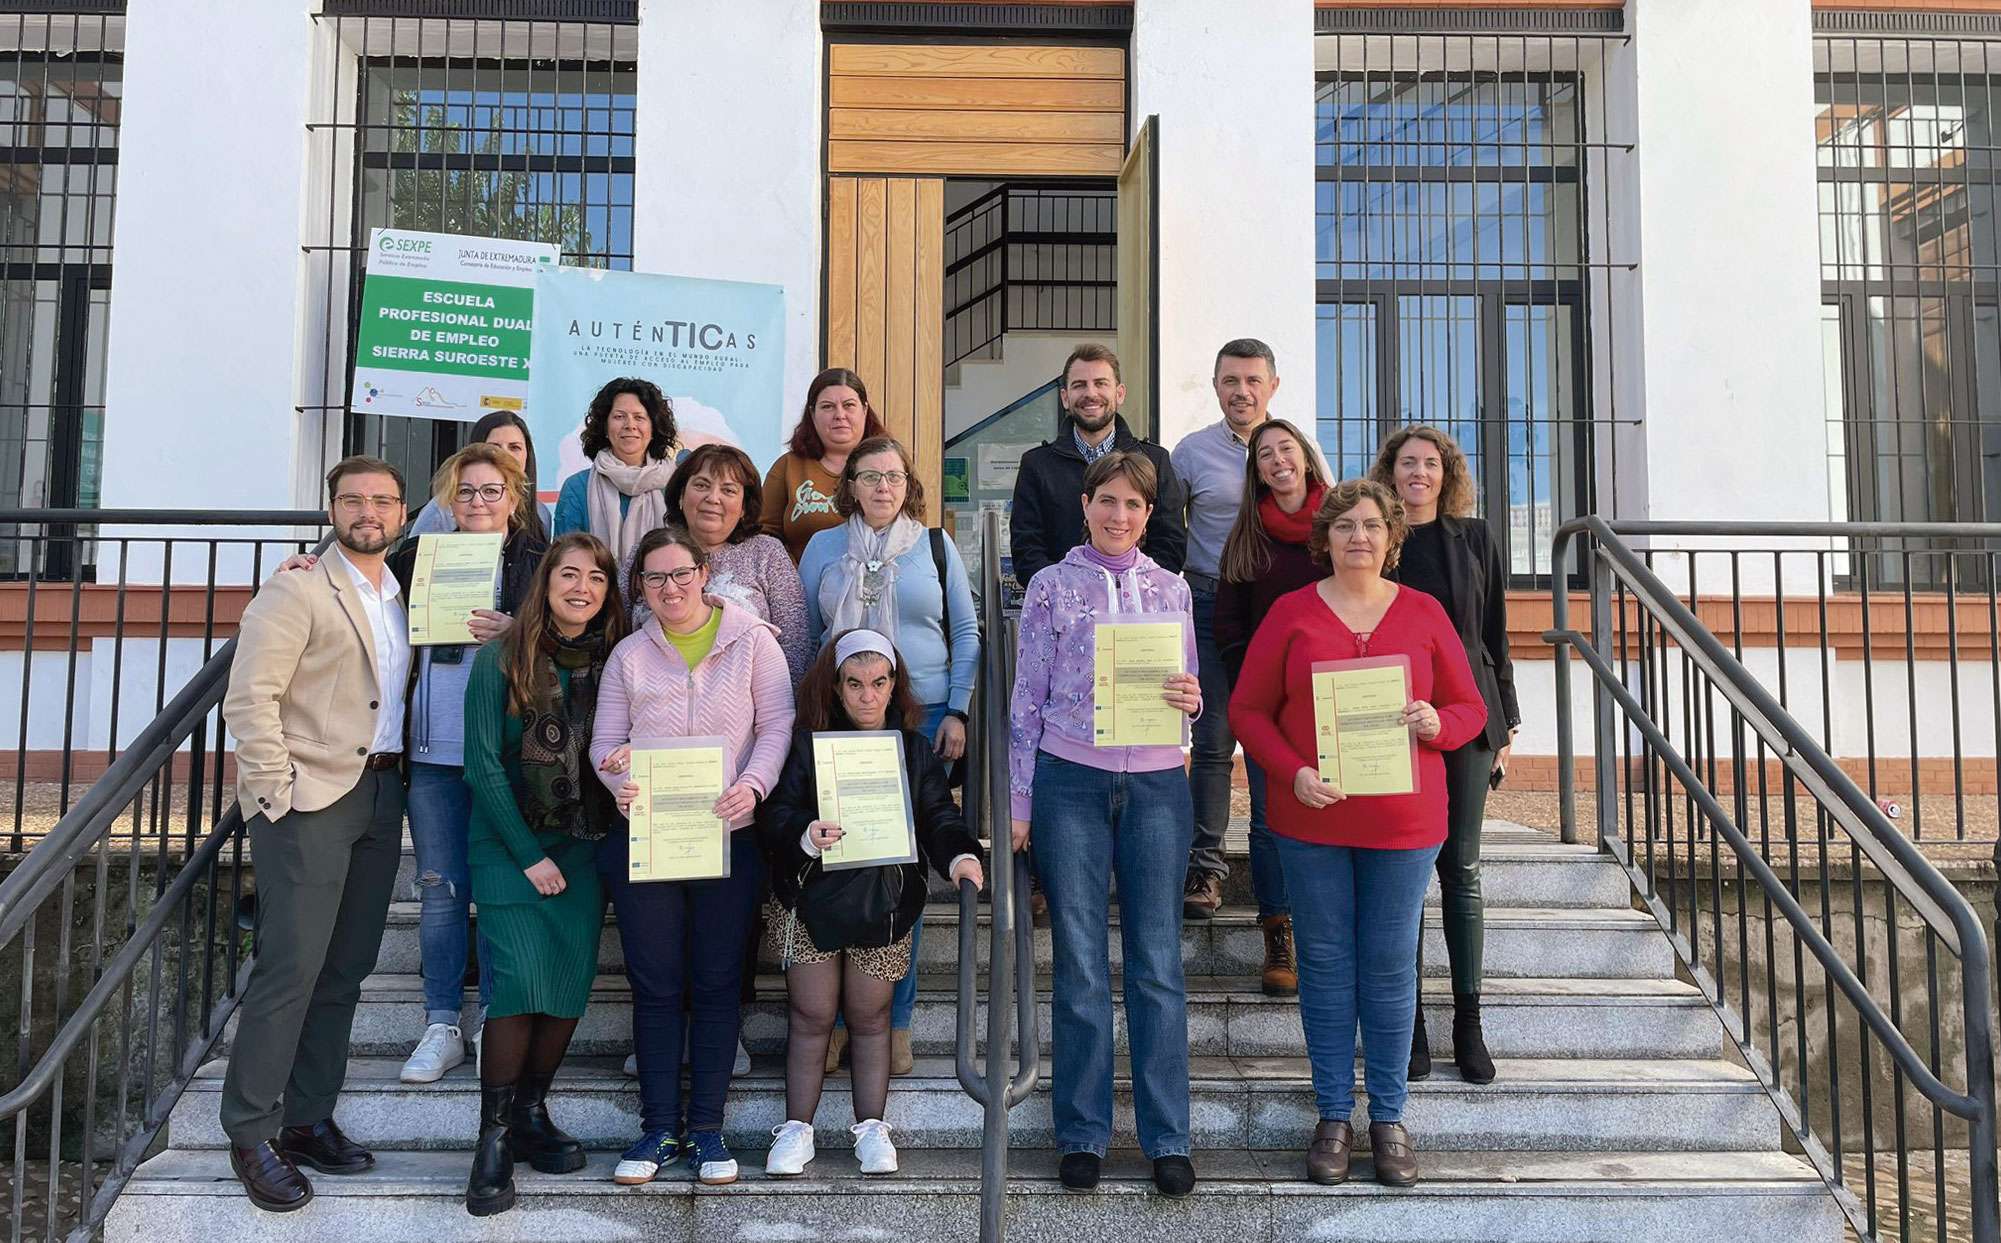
top-left (590, 598), bottom-right (797, 830)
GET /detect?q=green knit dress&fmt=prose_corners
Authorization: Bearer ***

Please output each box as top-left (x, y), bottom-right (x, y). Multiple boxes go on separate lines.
top-left (463, 642), bottom-right (606, 1020)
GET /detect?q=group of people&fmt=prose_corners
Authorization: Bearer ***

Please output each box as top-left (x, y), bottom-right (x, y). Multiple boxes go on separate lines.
top-left (214, 337), bottom-right (1518, 1217)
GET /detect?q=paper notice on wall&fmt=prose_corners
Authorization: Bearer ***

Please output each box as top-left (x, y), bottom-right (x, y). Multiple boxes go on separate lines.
top-left (977, 444), bottom-right (1037, 490)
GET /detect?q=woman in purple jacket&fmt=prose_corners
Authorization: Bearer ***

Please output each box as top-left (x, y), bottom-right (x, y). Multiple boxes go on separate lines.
top-left (1007, 452), bottom-right (1203, 1200)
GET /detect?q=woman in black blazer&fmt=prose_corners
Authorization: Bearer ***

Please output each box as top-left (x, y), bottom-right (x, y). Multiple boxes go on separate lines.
top-left (1372, 426), bottom-right (1520, 1087)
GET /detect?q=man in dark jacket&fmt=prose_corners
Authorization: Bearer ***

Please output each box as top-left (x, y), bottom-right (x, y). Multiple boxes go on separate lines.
top-left (1008, 343), bottom-right (1187, 585)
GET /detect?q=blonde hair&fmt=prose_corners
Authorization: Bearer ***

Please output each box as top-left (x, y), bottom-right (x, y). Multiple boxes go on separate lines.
top-left (432, 441), bottom-right (533, 533)
top-left (1308, 478), bottom-right (1408, 574)
top-left (1371, 425), bottom-right (1476, 520)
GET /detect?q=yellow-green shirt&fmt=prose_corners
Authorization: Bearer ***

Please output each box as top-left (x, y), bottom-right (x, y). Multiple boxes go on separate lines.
top-left (663, 608), bottom-right (723, 670)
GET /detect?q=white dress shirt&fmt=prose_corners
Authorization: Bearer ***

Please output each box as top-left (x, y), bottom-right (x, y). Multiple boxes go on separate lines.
top-left (330, 545), bottom-right (412, 755)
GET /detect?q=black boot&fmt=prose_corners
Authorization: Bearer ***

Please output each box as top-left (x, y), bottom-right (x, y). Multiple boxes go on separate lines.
top-left (1408, 997), bottom-right (1432, 1082)
top-left (510, 1070), bottom-right (586, 1174)
top-left (1452, 992), bottom-right (1496, 1084)
top-left (466, 1085), bottom-right (517, 1217)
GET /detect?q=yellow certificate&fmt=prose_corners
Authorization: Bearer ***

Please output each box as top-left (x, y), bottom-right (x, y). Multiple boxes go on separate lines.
top-left (407, 531), bottom-right (504, 646)
top-left (1312, 657), bottom-right (1417, 796)
top-left (627, 737), bottom-right (730, 881)
top-left (1092, 620), bottom-right (1186, 747)
top-left (812, 731), bottom-right (918, 871)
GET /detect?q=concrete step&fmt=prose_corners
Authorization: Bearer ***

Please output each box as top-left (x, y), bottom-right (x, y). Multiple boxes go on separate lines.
top-left (167, 1054), bottom-right (1779, 1155)
top-left (265, 973), bottom-right (1724, 1062)
top-left (371, 902), bottom-right (1673, 981)
top-left (104, 1147), bottom-right (1844, 1243)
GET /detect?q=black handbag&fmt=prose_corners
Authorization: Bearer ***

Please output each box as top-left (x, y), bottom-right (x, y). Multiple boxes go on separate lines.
top-left (796, 861), bottom-right (906, 951)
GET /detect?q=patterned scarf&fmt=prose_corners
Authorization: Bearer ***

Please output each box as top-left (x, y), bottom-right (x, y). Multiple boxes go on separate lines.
top-left (512, 620), bottom-right (614, 841)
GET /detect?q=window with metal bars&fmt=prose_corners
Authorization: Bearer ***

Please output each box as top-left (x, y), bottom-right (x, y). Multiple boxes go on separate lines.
top-left (1815, 36), bottom-right (2001, 544)
top-left (1314, 30), bottom-right (1628, 584)
top-left (304, 10), bottom-right (635, 494)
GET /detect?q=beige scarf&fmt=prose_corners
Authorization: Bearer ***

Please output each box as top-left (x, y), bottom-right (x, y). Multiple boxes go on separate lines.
top-left (586, 449), bottom-right (675, 563)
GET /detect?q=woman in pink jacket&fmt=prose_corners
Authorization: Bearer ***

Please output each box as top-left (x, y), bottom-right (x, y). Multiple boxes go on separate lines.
top-left (591, 526), bottom-right (795, 1188)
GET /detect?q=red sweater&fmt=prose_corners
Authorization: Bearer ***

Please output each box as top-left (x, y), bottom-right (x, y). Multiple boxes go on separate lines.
top-left (1228, 584), bottom-right (1487, 850)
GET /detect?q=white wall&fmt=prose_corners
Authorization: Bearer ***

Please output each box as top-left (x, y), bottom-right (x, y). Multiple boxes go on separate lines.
top-left (1132, 0), bottom-right (1317, 451)
top-left (632, 0), bottom-right (821, 446)
top-left (96, 0), bottom-right (318, 513)
top-left (945, 331), bottom-right (1103, 440)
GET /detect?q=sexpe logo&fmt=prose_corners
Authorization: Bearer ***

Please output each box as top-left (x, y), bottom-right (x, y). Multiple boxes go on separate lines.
top-left (379, 234), bottom-right (433, 255)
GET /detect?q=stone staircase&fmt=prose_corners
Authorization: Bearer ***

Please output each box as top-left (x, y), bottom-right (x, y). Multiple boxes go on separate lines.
top-left (104, 821), bottom-right (1844, 1242)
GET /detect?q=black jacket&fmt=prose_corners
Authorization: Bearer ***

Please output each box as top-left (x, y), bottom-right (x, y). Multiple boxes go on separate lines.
top-left (757, 725), bottom-right (985, 944)
top-left (1007, 415), bottom-right (1187, 586)
top-left (1214, 537), bottom-right (1322, 684)
top-left (1389, 515), bottom-right (1518, 752)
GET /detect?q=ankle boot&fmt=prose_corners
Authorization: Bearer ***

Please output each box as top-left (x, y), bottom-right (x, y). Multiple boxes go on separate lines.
top-left (1452, 992), bottom-right (1496, 1084)
top-left (510, 1070), bottom-right (586, 1173)
top-left (1408, 999), bottom-right (1432, 1082)
top-left (1259, 915), bottom-right (1298, 997)
top-left (466, 1085), bottom-right (516, 1217)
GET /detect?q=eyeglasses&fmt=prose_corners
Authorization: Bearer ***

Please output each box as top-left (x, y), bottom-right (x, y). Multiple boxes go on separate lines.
top-left (1330, 519), bottom-right (1389, 539)
top-left (455, 483), bottom-right (508, 504)
top-left (334, 493), bottom-right (401, 513)
top-left (639, 566), bottom-right (703, 590)
top-left (855, 470), bottom-right (908, 489)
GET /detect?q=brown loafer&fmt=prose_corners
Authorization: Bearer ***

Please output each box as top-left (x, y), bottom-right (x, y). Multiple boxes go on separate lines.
top-left (1306, 1119), bottom-right (1353, 1184)
top-left (1369, 1121), bottom-right (1419, 1187)
top-left (230, 1140), bottom-right (313, 1213)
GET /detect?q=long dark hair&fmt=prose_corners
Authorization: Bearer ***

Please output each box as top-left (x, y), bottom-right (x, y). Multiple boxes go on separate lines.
top-left (664, 444), bottom-right (763, 545)
top-left (580, 377), bottom-right (678, 461)
top-left (467, 410), bottom-right (547, 541)
top-left (1220, 419), bottom-right (1333, 584)
top-left (499, 533), bottom-right (629, 715)
top-left (790, 368), bottom-right (886, 460)
top-left (795, 630), bottom-right (924, 732)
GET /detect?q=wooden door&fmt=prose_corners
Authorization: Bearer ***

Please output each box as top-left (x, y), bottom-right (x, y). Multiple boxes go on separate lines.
top-left (1116, 115), bottom-right (1158, 439)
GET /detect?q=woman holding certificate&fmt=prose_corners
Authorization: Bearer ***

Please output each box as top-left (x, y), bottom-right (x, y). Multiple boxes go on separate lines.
top-left (1227, 478), bottom-right (1487, 1189)
top-left (460, 532), bottom-right (629, 1217)
top-left (591, 527), bottom-right (795, 1188)
top-left (552, 376), bottom-right (683, 564)
top-left (1371, 426), bottom-right (1518, 1086)
top-left (798, 434), bottom-right (979, 1074)
top-left (755, 629), bottom-right (985, 1178)
top-left (1007, 451), bottom-right (1203, 1200)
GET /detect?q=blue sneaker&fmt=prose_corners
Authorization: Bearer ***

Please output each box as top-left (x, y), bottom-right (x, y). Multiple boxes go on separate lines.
top-left (687, 1130), bottom-right (738, 1185)
top-left (614, 1128), bottom-right (683, 1185)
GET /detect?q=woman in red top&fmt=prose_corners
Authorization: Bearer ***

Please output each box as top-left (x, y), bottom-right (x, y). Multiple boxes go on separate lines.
top-left (1227, 478), bottom-right (1485, 1190)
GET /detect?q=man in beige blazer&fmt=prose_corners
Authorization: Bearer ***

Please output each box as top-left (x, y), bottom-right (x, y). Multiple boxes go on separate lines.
top-left (219, 455), bottom-right (411, 1213)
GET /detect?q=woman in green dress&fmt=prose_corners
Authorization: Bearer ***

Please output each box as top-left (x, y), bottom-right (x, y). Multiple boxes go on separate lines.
top-left (461, 532), bottom-right (630, 1217)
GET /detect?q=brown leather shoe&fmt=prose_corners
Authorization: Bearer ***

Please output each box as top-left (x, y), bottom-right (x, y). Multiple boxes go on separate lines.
top-left (1259, 915), bottom-right (1298, 996)
top-left (890, 1028), bottom-right (915, 1076)
top-left (1306, 1119), bottom-right (1353, 1185)
top-left (1369, 1121), bottom-right (1419, 1187)
top-left (824, 1028), bottom-right (848, 1073)
top-left (230, 1140), bottom-right (313, 1212)
top-left (278, 1117), bottom-right (374, 1175)
top-left (1182, 871), bottom-right (1223, 921)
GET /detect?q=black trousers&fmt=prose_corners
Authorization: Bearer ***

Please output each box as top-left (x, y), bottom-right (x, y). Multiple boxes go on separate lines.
top-left (1433, 741), bottom-right (1494, 996)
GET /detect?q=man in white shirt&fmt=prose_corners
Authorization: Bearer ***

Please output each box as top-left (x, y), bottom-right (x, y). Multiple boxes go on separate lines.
top-left (219, 456), bottom-right (411, 1212)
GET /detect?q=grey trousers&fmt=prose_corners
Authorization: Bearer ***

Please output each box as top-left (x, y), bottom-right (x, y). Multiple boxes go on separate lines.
top-left (220, 768), bottom-right (403, 1146)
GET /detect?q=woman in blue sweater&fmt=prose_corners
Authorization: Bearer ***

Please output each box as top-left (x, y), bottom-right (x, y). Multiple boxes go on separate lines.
top-left (797, 435), bottom-right (979, 1071)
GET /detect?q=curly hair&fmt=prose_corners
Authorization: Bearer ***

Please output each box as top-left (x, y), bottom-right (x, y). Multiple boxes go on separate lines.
top-left (664, 444), bottom-right (763, 545)
top-left (1307, 477), bottom-right (1408, 574)
top-left (1370, 425), bottom-right (1475, 520)
top-left (580, 377), bottom-right (677, 461)
top-left (833, 436), bottom-right (927, 521)
top-left (794, 630), bottom-right (925, 733)
top-left (790, 368), bottom-right (886, 460)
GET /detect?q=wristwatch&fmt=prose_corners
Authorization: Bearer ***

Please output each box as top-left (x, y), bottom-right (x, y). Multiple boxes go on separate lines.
top-left (944, 709), bottom-right (969, 724)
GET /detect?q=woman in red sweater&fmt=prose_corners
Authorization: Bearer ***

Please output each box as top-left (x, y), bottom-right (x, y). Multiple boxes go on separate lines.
top-left (1227, 478), bottom-right (1485, 1190)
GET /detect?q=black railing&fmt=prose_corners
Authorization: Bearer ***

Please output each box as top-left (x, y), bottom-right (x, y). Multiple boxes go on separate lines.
top-left (955, 506), bottom-right (1039, 1243)
top-left (0, 509), bottom-right (328, 1241)
top-left (1548, 517), bottom-right (1999, 1243)
top-left (944, 183), bottom-right (1115, 370)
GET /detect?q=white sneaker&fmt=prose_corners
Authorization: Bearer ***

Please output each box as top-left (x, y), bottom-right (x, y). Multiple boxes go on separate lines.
top-left (851, 1119), bottom-right (897, 1175)
top-left (623, 1052), bottom-right (639, 1077)
top-left (764, 1120), bottom-right (816, 1177)
top-left (734, 1037), bottom-right (752, 1078)
top-left (398, 1022), bottom-right (464, 1083)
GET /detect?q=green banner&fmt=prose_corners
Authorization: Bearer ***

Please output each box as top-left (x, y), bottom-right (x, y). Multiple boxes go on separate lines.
top-left (353, 274), bottom-right (536, 382)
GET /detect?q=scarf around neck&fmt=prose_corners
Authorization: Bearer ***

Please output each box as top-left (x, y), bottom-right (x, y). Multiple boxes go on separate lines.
top-left (821, 512), bottom-right (926, 640)
top-left (1260, 483), bottom-right (1325, 547)
top-left (586, 449), bottom-right (676, 564)
top-left (512, 622), bottom-right (614, 841)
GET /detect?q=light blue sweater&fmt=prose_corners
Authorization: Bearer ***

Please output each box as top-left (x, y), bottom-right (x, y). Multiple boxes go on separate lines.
top-left (799, 525), bottom-right (981, 714)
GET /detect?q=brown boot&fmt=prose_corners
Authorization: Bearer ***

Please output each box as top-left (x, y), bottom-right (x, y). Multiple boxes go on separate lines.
top-left (890, 1028), bottom-right (914, 1076)
top-left (1259, 915), bottom-right (1297, 997)
top-left (1182, 871), bottom-right (1223, 921)
top-left (824, 1028), bottom-right (848, 1074)
top-left (1369, 1122), bottom-right (1419, 1187)
top-left (1306, 1119), bottom-right (1352, 1185)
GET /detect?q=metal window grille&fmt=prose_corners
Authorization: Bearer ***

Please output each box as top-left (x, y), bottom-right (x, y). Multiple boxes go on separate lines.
top-left (1815, 37), bottom-right (2001, 559)
top-left (302, 9), bottom-right (636, 495)
top-left (1314, 31), bottom-right (1636, 584)
top-left (0, 9), bottom-right (118, 578)
top-left (943, 180), bottom-right (1115, 369)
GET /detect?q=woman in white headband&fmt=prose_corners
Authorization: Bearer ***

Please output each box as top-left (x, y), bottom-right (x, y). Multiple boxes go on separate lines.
top-left (754, 628), bottom-right (985, 1179)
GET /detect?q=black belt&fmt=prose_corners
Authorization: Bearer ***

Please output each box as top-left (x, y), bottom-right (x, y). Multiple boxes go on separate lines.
top-left (364, 752), bottom-right (402, 771)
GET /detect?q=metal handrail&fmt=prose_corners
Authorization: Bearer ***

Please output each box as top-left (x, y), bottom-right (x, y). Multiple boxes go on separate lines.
top-left (1547, 515), bottom-right (1999, 1243)
top-left (955, 506), bottom-right (1041, 1243)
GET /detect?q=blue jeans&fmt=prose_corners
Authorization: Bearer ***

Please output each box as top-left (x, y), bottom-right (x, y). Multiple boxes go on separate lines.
top-left (1187, 588), bottom-right (1231, 879)
top-left (1277, 833), bottom-right (1439, 1124)
top-left (1245, 761), bottom-right (1289, 920)
top-left (406, 762), bottom-right (493, 1026)
top-left (1030, 752), bottom-right (1193, 1159)
top-left (601, 830), bottom-right (762, 1133)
